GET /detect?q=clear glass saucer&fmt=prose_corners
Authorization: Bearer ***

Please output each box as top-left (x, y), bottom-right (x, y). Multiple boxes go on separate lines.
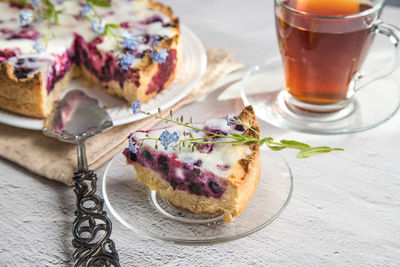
top-left (102, 149), bottom-right (293, 245)
top-left (240, 58), bottom-right (400, 135)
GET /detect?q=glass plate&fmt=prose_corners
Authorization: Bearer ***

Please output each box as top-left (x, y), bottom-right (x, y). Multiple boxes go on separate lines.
top-left (0, 25), bottom-right (207, 130)
top-left (240, 58), bottom-right (400, 135)
top-left (102, 148), bottom-right (293, 245)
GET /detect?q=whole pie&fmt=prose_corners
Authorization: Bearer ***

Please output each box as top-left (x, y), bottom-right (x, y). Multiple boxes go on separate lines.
top-left (123, 106), bottom-right (261, 223)
top-left (0, 0), bottom-right (181, 118)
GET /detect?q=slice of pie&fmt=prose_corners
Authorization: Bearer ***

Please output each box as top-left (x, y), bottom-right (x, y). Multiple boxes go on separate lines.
top-left (123, 106), bottom-right (261, 222)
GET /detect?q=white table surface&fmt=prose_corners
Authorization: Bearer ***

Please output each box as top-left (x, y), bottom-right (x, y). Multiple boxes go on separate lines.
top-left (1, 1), bottom-right (400, 266)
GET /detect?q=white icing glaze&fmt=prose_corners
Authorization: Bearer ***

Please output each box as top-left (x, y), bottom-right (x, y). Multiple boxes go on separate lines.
top-left (134, 118), bottom-right (251, 178)
top-left (0, 0), bottom-right (177, 77)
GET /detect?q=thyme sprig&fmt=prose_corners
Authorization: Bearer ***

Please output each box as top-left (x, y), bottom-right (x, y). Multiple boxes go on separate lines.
top-left (130, 101), bottom-right (343, 158)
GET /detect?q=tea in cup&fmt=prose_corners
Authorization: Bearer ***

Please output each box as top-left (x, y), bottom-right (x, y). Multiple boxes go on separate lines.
top-left (275, 0), bottom-right (400, 113)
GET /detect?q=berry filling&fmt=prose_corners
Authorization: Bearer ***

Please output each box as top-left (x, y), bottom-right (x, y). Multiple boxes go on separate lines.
top-left (5, 49), bottom-right (75, 93)
top-left (0, 48), bottom-right (20, 61)
top-left (8, 27), bottom-right (40, 40)
top-left (119, 21), bottom-right (134, 29)
top-left (123, 147), bottom-right (226, 198)
top-left (140, 15), bottom-right (176, 28)
top-left (2, 35), bottom-right (175, 94)
top-left (196, 143), bottom-right (214, 154)
top-left (234, 124), bottom-right (245, 132)
top-left (194, 128), bottom-right (229, 154)
top-left (45, 49), bottom-right (75, 93)
top-left (146, 49), bottom-right (177, 94)
top-left (216, 164), bottom-right (230, 171)
top-left (75, 34), bottom-right (140, 89)
top-left (13, 67), bottom-right (32, 79)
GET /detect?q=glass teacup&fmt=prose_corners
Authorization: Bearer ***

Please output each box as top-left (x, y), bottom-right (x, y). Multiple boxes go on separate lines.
top-left (275, 0), bottom-right (400, 113)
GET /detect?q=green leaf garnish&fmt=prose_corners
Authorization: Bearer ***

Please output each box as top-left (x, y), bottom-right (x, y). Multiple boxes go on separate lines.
top-left (259, 137), bottom-right (273, 146)
top-left (43, 0), bottom-right (55, 9)
top-left (280, 140), bottom-right (311, 150)
top-left (10, 0), bottom-right (28, 5)
top-left (87, 0), bottom-right (111, 7)
top-left (230, 132), bottom-right (245, 138)
top-left (297, 147), bottom-right (344, 158)
top-left (106, 23), bottom-right (120, 29)
top-left (267, 144), bottom-right (285, 151)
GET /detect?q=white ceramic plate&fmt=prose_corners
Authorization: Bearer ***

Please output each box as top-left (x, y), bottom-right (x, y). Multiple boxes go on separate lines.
top-left (0, 25), bottom-right (207, 130)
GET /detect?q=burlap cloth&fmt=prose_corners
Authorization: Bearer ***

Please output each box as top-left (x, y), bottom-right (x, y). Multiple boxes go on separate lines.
top-left (0, 46), bottom-right (243, 185)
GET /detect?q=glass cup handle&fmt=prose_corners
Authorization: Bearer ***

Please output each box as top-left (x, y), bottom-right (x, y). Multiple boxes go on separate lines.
top-left (355, 21), bottom-right (400, 91)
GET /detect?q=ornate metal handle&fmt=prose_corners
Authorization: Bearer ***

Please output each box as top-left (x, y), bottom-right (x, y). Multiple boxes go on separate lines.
top-left (72, 170), bottom-right (120, 267)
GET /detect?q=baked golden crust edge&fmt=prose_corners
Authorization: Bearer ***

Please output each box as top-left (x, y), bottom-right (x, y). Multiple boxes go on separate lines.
top-left (0, 62), bottom-right (47, 118)
top-left (224, 105), bottom-right (261, 222)
top-left (126, 106), bottom-right (261, 223)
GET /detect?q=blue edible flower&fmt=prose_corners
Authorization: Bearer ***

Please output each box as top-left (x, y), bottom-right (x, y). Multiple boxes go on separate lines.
top-left (122, 31), bottom-right (138, 51)
top-left (224, 113), bottom-right (240, 126)
top-left (120, 54), bottom-right (134, 70)
top-left (81, 5), bottom-right (91, 15)
top-left (91, 19), bottom-right (105, 34)
top-left (124, 37), bottom-right (138, 51)
top-left (33, 39), bottom-right (46, 54)
top-left (151, 48), bottom-right (168, 63)
top-left (159, 130), bottom-right (179, 150)
top-left (130, 100), bottom-right (142, 115)
top-left (170, 132), bottom-right (179, 143)
top-left (129, 135), bottom-right (138, 154)
top-left (19, 10), bottom-right (33, 26)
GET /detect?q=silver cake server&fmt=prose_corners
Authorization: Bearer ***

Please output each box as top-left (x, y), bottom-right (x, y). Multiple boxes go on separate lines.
top-left (43, 90), bottom-right (120, 267)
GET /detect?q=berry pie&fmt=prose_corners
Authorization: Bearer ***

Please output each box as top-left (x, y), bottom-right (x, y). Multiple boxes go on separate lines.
top-left (0, 0), bottom-right (181, 118)
top-left (123, 106), bottom-right (261, 223)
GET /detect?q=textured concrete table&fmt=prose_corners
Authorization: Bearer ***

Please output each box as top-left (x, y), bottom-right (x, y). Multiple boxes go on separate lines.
top-left (1, 1), bottom-right (400, 266)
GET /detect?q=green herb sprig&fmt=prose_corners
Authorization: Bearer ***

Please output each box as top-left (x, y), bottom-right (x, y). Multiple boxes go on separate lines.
top-left (129, 101), bottom-right (343, 158)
